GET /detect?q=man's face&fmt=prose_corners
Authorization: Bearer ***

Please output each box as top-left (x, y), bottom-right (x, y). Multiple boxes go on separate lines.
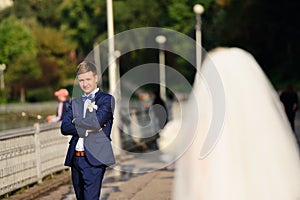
top-left (77, 71), bottom-right (98, 95)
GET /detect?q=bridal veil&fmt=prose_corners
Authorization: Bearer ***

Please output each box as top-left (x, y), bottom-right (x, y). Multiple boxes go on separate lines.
top-left (161, 48), bottom-right (300, 200)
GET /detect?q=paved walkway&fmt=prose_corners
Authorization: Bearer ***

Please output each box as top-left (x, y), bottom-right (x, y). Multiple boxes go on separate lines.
top-left (61, 152), bottom-right (175, 200)
top-left (105, 169), bottom-right (173, 200)
top-left (102, 152), bottom-right (174, 200)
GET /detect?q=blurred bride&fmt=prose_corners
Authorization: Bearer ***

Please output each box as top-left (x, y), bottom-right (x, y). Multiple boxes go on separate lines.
top-left (159, 48), bottom-right (300, 200)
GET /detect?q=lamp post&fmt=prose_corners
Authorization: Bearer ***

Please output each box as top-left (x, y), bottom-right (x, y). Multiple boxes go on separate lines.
top-left (107, 0), bottom-right (117, 95)
top-left (107, 0), bottom-right (121, 155)
top-left (155, 35), bottom-right (167, 102)
top-left (114, 50), bottom-right (121, 98)
top-left (93, 43), bottom-right (102, 87)
top-left (0, 64), bottom-right (6, 91)
top-left (193, 4), bottom-right (204, 72)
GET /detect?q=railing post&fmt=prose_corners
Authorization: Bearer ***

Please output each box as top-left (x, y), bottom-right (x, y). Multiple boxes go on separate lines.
top-left (34, 123), bottom-right (42, 184)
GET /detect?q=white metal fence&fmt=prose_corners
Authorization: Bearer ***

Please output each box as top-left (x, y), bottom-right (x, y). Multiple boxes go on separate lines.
top-left (0, 123), bottom-right (69, 196)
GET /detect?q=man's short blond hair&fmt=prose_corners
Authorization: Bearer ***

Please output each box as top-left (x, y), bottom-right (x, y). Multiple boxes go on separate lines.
top-left (76, 61), bottom-right (97, 76)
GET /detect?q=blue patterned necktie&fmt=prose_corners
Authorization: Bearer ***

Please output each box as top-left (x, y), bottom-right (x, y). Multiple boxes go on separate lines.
top-left (81, 93), bottom-right (94, 102)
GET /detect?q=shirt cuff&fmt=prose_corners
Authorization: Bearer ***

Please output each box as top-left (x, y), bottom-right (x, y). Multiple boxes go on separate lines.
top-left (85, 131), bottom-right (89, 137)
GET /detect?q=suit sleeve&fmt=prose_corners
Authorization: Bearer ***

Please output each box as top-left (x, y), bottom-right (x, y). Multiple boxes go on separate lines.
top-left (60, 102), bottom-right (87, 137)
top-left (73, 95), bottom-right (115, 131)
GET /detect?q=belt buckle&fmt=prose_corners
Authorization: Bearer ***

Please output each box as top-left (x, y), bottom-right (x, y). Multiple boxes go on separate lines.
top-left (75, 151), bottom-right (85, 157)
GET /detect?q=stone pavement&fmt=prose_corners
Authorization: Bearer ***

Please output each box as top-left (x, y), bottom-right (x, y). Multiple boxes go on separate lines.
top-left (61, 152), bottom-right (175, 200)
top-left (103, 152), bottom-right (174, 200)
top-left (105, 169), bottom-right (173, 200)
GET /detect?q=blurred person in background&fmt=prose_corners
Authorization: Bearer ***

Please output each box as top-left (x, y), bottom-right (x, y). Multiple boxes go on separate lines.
top-left (147, 90), bottom-right (169, 150)
top-left (46, 88), bottom-right (70, 123)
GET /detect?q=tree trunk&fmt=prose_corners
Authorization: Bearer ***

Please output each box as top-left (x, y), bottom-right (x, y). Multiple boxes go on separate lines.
top-left (20, 87), bottom-right (25, 103)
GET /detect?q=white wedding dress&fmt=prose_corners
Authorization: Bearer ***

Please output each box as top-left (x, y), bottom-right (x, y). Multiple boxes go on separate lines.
top-left (160, 48), bottom-right (300, 200)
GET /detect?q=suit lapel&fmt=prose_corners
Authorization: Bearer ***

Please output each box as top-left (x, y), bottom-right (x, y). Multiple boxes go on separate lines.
top-left (72, 98), bottom-right (85, 118)
top-left (94, 90), bottom-right (102, 101)
top-left (72, 89), bottom-right (101, 118)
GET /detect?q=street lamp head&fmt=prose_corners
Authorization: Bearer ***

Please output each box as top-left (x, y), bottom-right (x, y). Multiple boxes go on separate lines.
top-left (193, 4), bottom-right (204, 15)
top-left (114, 50), bottom-right (121, 58)
top-left (0, 64), bottom-right (6, 71)
top-left (155, 35), bottom-right (167, 45)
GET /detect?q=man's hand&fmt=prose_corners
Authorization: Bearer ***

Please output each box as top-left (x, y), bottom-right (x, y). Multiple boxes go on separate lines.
top-left (87, 124), bottom-right (106, 133)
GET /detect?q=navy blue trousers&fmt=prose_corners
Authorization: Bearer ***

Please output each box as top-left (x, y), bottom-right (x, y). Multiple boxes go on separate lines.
top-left (71, 156), bottom-right (106, 200)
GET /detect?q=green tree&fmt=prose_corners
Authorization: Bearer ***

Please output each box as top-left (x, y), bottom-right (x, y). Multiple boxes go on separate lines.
top-left (1, 0), bottom-right (63, 28)
top-left (0, 16), bottom-right (40, 102)
top-left (114, 0), bottom-right (169, 32)
top-left (58, 0), bottom-right (107, 55)
top-left (28, 0), bottom-right (63, 28)
top-left (0, 1), bottom-right (76, 102)
top-left (32, 24), bottom-right (76, 87)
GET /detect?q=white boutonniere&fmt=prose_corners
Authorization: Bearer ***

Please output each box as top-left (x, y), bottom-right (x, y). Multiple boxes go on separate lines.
top-left (87, 100), bottom-right (98, 112)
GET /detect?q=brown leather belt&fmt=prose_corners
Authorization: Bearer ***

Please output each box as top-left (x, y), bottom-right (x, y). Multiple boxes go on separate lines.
top-left (75, 151), bottom-right (85, 157)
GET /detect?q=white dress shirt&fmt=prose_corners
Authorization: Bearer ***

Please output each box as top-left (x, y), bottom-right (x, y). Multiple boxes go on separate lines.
top-left (75, 88), bottom-right (99, 151)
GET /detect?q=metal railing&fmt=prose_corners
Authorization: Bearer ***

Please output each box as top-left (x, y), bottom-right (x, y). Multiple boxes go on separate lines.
top-left (0, 122), bottom-right (69, 196)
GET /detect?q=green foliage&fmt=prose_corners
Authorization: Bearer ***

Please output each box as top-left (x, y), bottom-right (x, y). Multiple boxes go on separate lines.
top-left (5, 0), bottom-right (63, 27)
top-left (168, 0), bottom-right (195, 34)
top-left (114, 0), bottom-right (169, 31)
top-left (0, 90), bottom-right (7, 104)
top-left (0, 16), bottom-right (40, 88)
top-left (0, 16), bottom-right (36, 65)
top-left (0, 16), bottom-right (75, 100)
top-left (0, 0), bottom-right (299, 101)
top-left (167, 0), bottom-right (216, 35)
top-left (29, 0), bottom-right (63, 27)
top-left (58, 0), bottom-right (106, 54)
top-left (7, 52), bottom-right (41, 84)
top-left (32, 25), bottom-right (76, 83)
top-left (26, 86), bottom-right (54, 102)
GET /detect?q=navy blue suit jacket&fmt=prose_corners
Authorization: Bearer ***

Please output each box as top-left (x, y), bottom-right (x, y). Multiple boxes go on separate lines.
top-left (61, 91), bottom-right (115, 167)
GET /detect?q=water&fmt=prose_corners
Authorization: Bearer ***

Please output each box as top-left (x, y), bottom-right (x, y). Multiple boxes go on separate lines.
top-left (0, 101), bottom-right (57, 131)
top-left (0, 116), bottom-right (44, 131)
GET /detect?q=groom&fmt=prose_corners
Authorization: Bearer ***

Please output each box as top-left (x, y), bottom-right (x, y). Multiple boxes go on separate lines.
top-left (61, 61), bottom-right (115, 200)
